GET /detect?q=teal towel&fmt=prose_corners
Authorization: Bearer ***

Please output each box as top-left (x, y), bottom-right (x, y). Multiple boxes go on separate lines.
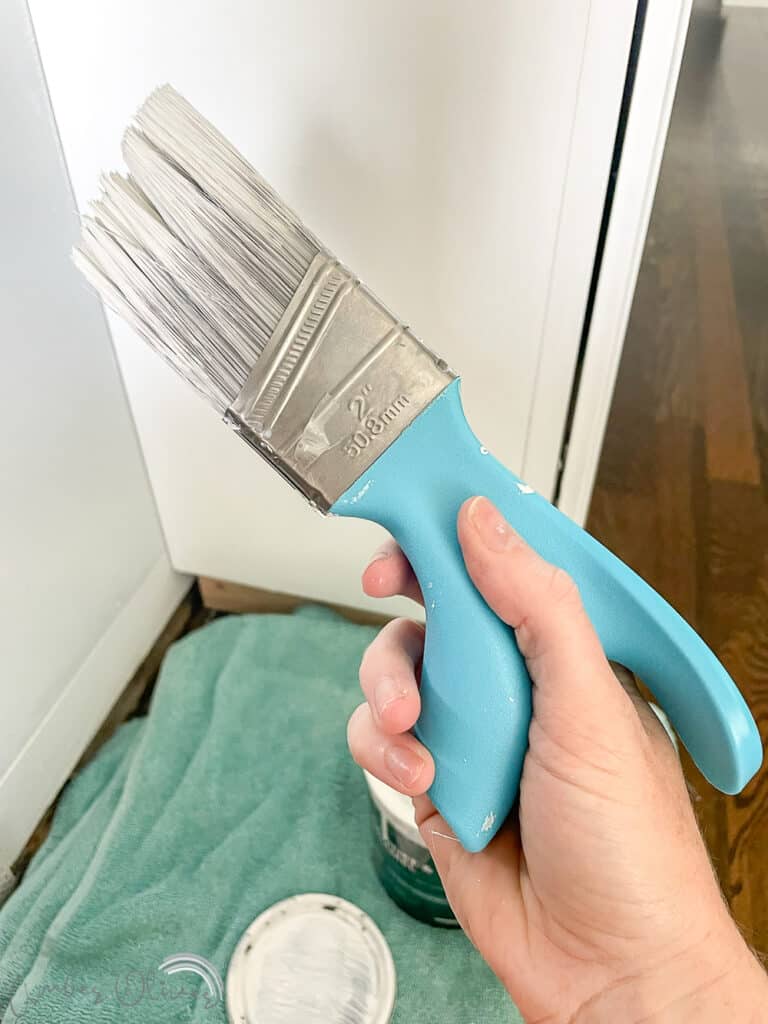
top-left (0, 607), bottom-right (520, 1022)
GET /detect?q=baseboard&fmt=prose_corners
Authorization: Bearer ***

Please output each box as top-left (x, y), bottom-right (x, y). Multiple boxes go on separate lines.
top-left (0, 556), bottom-right (191, 868)
top-left (199, 576), bottom-right (392, 628)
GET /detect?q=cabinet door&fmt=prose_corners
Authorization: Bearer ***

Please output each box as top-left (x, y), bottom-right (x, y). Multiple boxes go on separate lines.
top-left (0, 0), bottom-right (189, 867)
top-left (29, 0), bottom-right (637, 615)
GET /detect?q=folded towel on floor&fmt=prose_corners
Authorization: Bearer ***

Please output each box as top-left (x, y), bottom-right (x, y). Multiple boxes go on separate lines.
top-left (0, 607), bottom-right (519, 1022)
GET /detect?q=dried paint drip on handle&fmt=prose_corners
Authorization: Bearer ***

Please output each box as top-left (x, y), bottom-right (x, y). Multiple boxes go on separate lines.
top-left (364, 772), bottom-right (458, 928)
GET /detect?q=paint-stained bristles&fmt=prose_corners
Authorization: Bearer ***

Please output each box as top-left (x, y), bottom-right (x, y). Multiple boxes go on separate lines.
top-left (74, 85), bottom-right (320, 412)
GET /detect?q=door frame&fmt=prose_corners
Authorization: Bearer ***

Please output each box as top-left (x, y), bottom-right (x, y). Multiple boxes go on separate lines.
top-left (549, 0), bottom-right (693, 524)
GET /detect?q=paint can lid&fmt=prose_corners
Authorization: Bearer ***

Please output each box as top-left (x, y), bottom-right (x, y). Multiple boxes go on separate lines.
top-left (226, 893), bottom-right (396, 1024)
top-left (364, 771), bottom-right (423, 846)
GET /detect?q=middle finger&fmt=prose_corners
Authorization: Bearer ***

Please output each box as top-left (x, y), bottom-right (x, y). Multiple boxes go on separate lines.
top-left (359, 617), bottom-right (424, 734)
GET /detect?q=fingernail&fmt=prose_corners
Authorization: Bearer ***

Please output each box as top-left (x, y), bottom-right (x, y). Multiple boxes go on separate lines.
top-left (374, 675), bottom-right (409, 718)
top-left (384, 744), bottom-right (424, 786)
top-left (366, 546), bottom-right (391, 570)
top-left (468, 496), bottom-right (513, 552)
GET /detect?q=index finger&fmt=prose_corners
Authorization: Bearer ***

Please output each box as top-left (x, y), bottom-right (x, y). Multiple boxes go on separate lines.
top-left (362, 538), bottom-right (423, 605)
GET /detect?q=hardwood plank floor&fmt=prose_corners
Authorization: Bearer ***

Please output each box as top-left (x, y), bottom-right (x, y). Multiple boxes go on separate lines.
top-left (587, 0), bottom-right (768, 954)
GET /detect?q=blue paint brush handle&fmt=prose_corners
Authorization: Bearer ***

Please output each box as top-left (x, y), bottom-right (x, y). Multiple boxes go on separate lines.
top-left (332, 379), bottom-right (762, 852)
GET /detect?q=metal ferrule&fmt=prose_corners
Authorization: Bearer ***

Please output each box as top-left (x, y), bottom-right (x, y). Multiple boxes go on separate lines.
top-left (224, 251), bottom-right (455, 511)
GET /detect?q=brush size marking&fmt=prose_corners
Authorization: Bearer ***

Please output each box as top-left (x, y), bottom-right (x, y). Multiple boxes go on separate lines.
top-left (347, 383), bottom-right (374, 422)
top-left (343, 393), bottom-right (411, 457)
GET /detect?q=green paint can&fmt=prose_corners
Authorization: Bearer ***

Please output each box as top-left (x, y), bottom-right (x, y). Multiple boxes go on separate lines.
top-left (364, 772), bottom-right (458, 928)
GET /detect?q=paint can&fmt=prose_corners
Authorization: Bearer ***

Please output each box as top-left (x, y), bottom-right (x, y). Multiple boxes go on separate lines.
top-left (649, 702), bottom-right (679, 752)
top-left (226, 893), bottom-right (396, 1023)
top-left (364, 771), bottom-right (458, 928)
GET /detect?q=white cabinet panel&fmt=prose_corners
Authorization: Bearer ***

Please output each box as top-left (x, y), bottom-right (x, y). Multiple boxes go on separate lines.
top-left (29, 0), bottom-right (636, 613)
top-left (0, 0), bottom-right (189, 865)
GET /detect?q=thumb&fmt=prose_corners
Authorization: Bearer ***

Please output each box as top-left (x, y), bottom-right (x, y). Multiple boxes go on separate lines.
top-left (457, 496), bottom-right (639, 745)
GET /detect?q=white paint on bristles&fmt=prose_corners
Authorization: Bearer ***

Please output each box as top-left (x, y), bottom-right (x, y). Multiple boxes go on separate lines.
top-left (73, 86), bottom-right (320, 414)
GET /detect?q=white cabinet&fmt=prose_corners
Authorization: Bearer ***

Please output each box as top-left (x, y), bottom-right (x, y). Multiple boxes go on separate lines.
top-left (25, 0), bottom-right (661, 619)
top-left (0, 0), bottom-right (189, 867)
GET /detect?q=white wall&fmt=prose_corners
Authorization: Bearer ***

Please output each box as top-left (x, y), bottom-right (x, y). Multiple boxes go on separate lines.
top-left (0, 0), bottom-right (189, 867)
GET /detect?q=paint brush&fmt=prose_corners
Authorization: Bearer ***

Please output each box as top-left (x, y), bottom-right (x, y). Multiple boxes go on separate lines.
top-left (74, 85), bottom-right (761, 852)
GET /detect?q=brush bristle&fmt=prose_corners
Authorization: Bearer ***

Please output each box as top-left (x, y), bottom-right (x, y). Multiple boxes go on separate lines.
top-left (74, 85), bottom-right (321, 412)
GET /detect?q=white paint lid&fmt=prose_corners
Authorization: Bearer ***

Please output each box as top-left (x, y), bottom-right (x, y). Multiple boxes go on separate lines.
top-left (226, 893), bottom-right (396, 1024)
top-left (363, 771), bottom-right (424, 846)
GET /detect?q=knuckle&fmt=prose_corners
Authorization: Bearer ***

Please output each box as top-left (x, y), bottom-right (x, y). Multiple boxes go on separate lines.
top-left (404, 619), bottom-right (426, 647)
top-left (391, 616), bottom-right (421, 642)
top-left (346, 703), bottom-right (368, 762)
top-left (358, 632), bottom-right (386, 682)
top-left (469, 559), bottom-right (496, 595)
top-left (358, 643), bottom-right (374, 684)
top-left (386, 615), bottom-right (411, 634)
top-left (545, 566), bottom-right (581, 608)
top-left (358, 619), bottom-right (423, 692)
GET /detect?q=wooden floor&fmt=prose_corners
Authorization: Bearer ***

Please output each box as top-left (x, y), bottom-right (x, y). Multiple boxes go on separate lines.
top-left (587, 0), bottom-right (768, 954)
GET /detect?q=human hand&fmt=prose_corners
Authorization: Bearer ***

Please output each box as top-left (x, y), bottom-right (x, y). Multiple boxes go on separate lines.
top-left (347, 496), bottom-right (768, 1023)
